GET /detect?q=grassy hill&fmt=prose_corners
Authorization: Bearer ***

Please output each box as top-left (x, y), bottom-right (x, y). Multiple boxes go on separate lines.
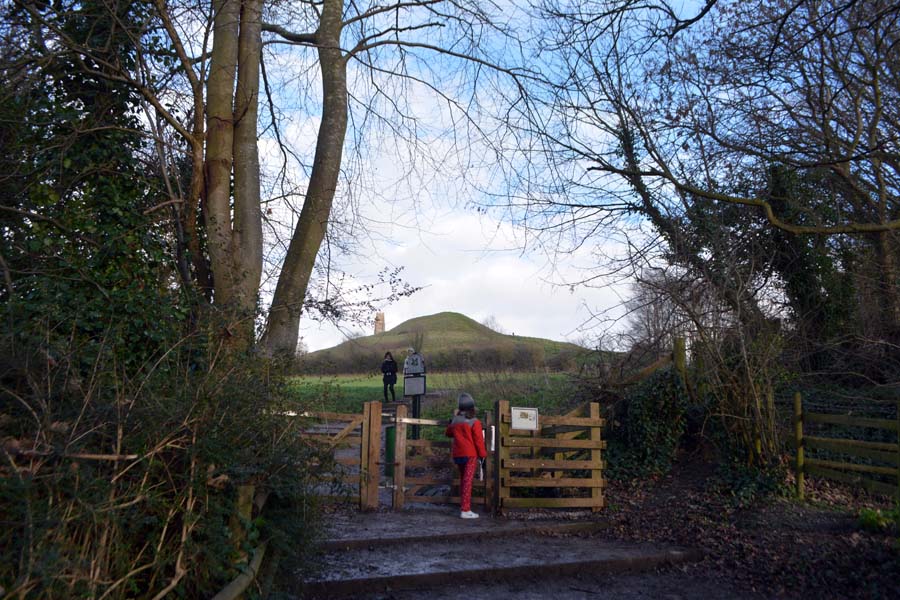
top-left (298, 312), bottom-right (586, 374)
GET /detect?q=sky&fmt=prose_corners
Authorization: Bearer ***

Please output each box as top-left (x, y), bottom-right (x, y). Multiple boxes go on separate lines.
top-left (257, 3), bottom-right (641, 353)
top-left (296, 205), bottom-right (631, 352)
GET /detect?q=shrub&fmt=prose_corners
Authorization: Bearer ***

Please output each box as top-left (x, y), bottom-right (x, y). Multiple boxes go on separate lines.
top-left (0, 328), bottom-right (333, 598)
top-left (605, 366), bottom-right (688, 479)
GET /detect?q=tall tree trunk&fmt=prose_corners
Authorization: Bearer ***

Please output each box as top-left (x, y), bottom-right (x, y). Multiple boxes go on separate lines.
top-left (874, 229), bottom-right (900, 336)
top-left (232, 0), bottom-right (263, 339)
top-left (205, 0), bottom-right (240, 308)
top-left (261, 0), bottom-right (347, 355)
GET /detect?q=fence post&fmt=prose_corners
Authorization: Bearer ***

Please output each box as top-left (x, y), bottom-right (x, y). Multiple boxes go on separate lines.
top-left (495, 400), bottom-right (509, 514)
top-left (393, 404), bottom-right (408, 510)
top-left (896, 401), bottom-right (899, 503)
top-left (229, 484), bottom-right (255, 563)
top-left (483, 409), bottom-right (493, 513)
top-left (794, 392), bottom-right (804, 500)
top-left (368, 400), bottom-right (382, 510)
top-left (590, 402), bottom-right (604, 512)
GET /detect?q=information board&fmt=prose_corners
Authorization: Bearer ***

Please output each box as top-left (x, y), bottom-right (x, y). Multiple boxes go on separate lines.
top-left (510, 407), bottom-right (539, 431)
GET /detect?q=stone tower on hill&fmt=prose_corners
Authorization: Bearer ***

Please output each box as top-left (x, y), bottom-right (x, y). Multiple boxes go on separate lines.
top-left (374, 312), bottom-right (385, 334)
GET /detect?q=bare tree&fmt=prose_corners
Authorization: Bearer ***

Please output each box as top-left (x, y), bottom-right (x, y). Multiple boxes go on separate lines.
top-left (10, 0), bottom-right (534, 356)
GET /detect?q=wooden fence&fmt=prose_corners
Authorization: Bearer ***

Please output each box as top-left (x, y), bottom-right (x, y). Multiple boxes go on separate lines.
top-left (794, 392), bottom-right (900, 500)
top-left (390, 404), bottom-right (494, 511)
top-left (495, 400), bottom-right (605, 512)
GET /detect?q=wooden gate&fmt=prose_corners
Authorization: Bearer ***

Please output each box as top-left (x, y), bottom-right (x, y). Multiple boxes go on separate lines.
top-left (495, 400), bottom-right (605, 512)
top-left (298, 399), bottom-right (605, 513)
top-left (293, 402), bottom-right (381, 509)
top-left (389, 404), bottom-right (494, 511)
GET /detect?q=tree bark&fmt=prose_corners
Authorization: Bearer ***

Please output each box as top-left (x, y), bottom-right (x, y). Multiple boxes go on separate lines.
top-left (261, 0), bottom-right (348, 355)
top-left (205, 0), bottom-right (240, 309)
top-left (232, 0), bottom-right (264, 336)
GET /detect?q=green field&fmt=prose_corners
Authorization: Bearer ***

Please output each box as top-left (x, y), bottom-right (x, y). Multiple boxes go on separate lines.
top-left (287, 371), bottom-right (581, 419)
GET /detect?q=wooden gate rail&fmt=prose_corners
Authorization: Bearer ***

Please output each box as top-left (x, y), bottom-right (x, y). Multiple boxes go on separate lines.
top-left (794, 392), bottom-right (900, 500)
top-left (495, 400), bottom-right (605, 512)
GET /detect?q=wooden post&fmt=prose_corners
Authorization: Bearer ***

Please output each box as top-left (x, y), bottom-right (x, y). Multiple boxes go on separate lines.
top-left (794, 392), bottom-right (804, 500)
top-left (896, 401), bottom-right (899, 504)
top-left (483, 409), bottom-right (493, 512)
top-left (496, 400), bottom-right (510, 514)
top-left (229, 484), bottom-right (255, 563)
top-left (590, 402), bottom-right (604, 512)
top-left (393, 404), bottom-right (408, 510)
top-left (359, 402), bottom-right (370, 509)
top-left (367, 400), bottom-right (382, 510)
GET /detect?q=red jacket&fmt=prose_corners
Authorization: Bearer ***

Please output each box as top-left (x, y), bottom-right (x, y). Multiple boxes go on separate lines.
top-left (445, 414), bottom-right (487, 458)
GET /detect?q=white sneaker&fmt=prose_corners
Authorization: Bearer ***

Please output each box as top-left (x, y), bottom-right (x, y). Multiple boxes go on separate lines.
top-left (460, 511), bottom-right (479, 519)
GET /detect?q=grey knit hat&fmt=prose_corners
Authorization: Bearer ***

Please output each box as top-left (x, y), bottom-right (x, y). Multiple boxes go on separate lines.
top-left (457, 393), bottom-right (475, 410)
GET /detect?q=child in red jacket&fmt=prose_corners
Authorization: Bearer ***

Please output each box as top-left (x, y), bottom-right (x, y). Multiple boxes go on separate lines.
top-left (445, 393), bottom-right (487, 519)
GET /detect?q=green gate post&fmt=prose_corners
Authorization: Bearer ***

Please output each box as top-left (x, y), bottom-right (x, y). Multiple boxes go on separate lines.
top-left (385, 424), bottom-right (395, 478)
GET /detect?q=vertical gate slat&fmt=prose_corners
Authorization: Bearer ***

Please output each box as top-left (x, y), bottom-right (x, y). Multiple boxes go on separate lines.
top-left (590, 402), bottom-right (604, 512)
top-left (359, 402), bottom-right (370, 509)
top-left (483, 409), bottom-right (493, 513)
top-left (393, 404), bottom-right (408, 510)
top-left (496, 400), bottom-right (510, 512)
top-left (365, 401), bottom-right (382, 510)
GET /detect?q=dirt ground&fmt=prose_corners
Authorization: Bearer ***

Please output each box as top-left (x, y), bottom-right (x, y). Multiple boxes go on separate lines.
top-left (587, 458), bottom-right (900, 599)
top-left (311, 456), bottom-right (899, 600)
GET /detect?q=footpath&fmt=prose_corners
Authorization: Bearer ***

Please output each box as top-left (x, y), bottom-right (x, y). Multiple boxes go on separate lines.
top-left (295, 508), bottom-right (701, 599)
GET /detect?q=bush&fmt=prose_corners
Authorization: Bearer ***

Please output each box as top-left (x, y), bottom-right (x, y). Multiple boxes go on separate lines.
top-left (0, 328), bottom-right (333, 598)
top-left (605, 366), bottom-right (688, 479)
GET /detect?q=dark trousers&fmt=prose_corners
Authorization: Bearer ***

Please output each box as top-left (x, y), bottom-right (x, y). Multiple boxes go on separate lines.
top-left (383, 382), bottom-right (395, 402)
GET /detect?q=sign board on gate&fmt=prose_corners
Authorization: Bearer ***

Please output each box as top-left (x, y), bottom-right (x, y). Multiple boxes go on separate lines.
top-left (403, 374), bottom-right (426, 397)
top-left (510, 407), bottom-right (539, 431)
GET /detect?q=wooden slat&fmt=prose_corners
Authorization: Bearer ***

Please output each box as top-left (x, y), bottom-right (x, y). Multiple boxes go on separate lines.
top-left (498, 400), bottom-right (511, 501)
top-left (403, 495), bottom-right (488, 505)
top-left (504, 477), bottom-right (605, 488)
top-left (804, 464), bottom-right (898, 498)
top-left (501, 496), bottom-right (604, 509)
top-left (289, 411), bottom-right (365, 421)
top-left (503, 458), bottom-right (603, 470)
top-left (359, 402), bottom-right (371, 509)
top-left (802, 435), bottom-right (898, 452)
top-left (541, 415), bottom-right (605, 427)
top-left (589, 402), bottom-right (603, 512)
top-left (504, 437), bottom-right (606, 450)
top-left (805, 458), bottom-right (898, 477)
top-left (393, 404), bottom-right (408, 510)
top-left (405, 477), bottom-right (455, 486)
top-left (806, 436), bottom-right (898, 464)
top-left (328, 417), bottom-right (365, 445)
top-left (304, 432), bottom-right (361, 441)
top-left (397, 417), bottom-right (446, 426)
top-left (364, 401), bottom-right (382, 510)
top-left (335, 456), bottom-right (360, 466)
top-left (483, 409), bottom-right (494, 512)
top-left (494, 415), bottom-right (603, 428)
top-left (404, 477), bottom-right (488, 488)
top-left (406, 439), bottom-right (451, 448)
top-left (805, 412), bottom-right (898, 431)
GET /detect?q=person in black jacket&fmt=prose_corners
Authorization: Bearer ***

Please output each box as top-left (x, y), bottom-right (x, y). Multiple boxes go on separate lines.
top-left (380, 352), bottom-right (398, 402)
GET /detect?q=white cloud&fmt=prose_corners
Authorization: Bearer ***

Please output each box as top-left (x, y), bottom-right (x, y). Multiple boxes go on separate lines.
top-left (299, 208), bottom-right (628, 351)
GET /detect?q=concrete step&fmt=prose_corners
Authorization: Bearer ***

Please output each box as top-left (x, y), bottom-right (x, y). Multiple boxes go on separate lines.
top-left (299, 520), bottom-right (699, 598)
